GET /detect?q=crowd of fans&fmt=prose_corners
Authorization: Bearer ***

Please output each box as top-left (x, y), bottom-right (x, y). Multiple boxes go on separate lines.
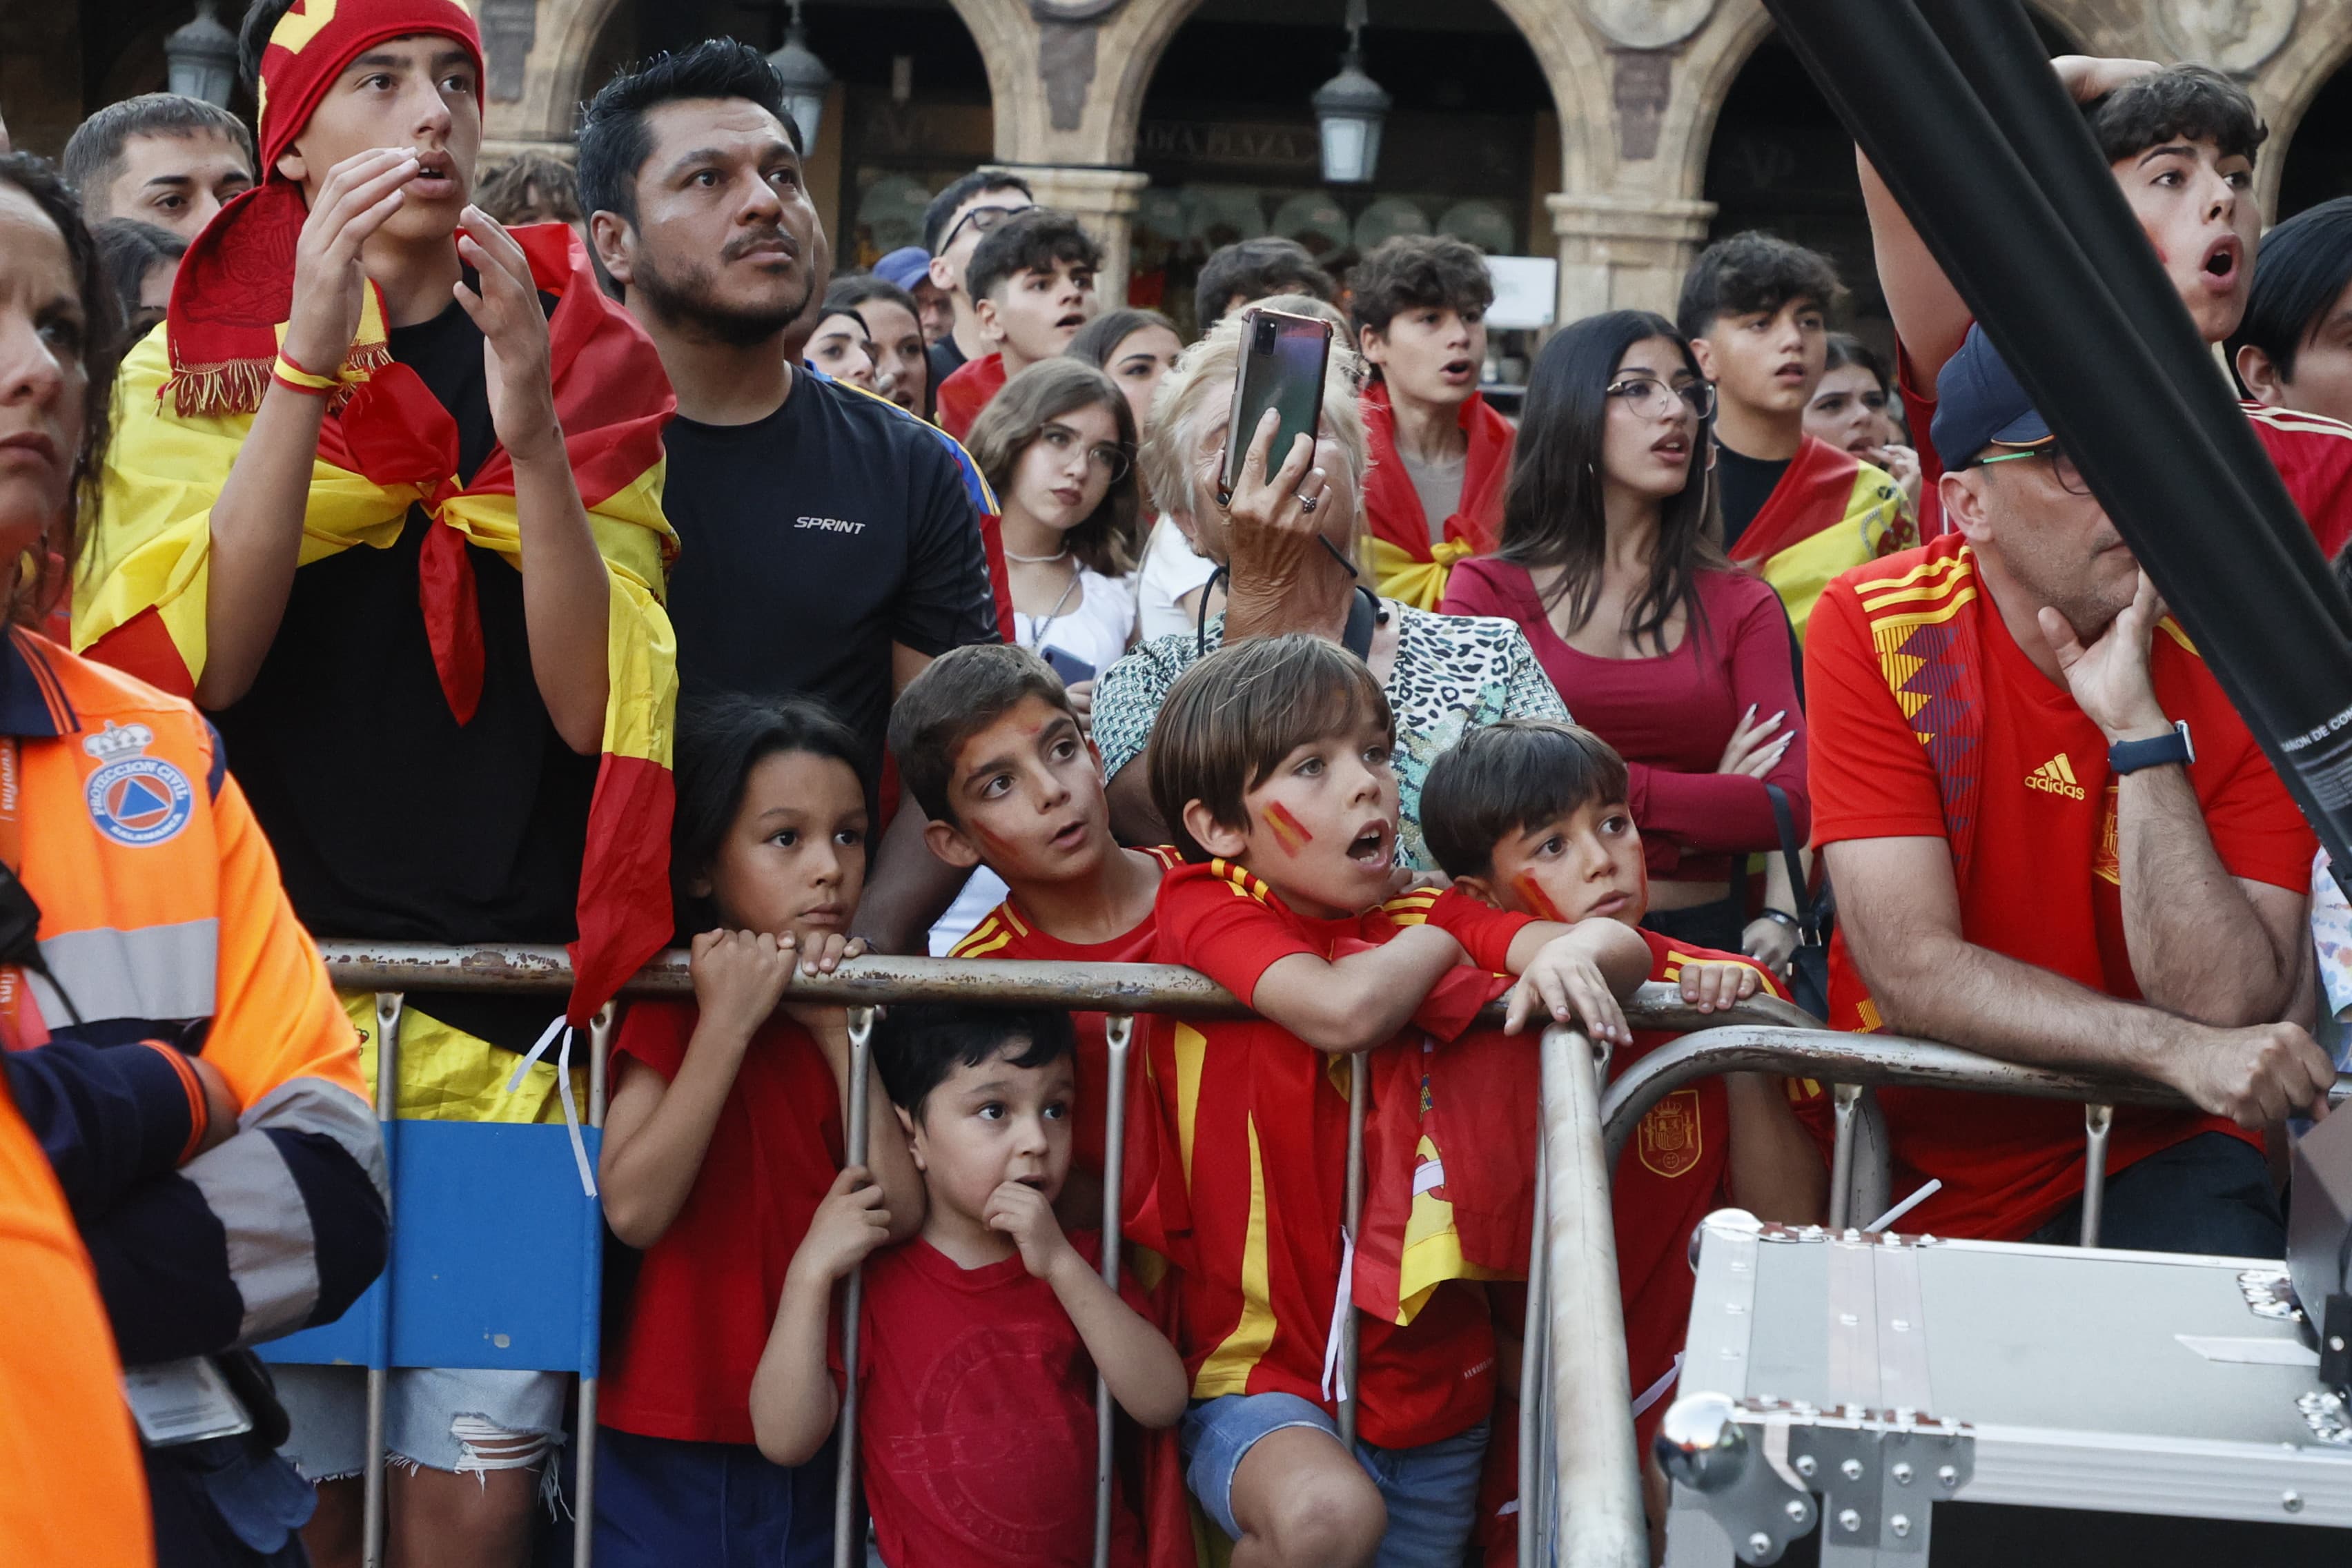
top-left (3, 3), bottom-right (2351, 1565)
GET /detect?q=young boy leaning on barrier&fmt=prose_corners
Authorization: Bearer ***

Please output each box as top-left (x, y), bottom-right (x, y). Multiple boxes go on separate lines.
top-left (1418, 717), bottom-right (1827, 1551)
top-left (890, 643), bottom-right (1181, 1233)
top-left (751, 1003), bottom-right (1187, 1567)
top-left (1141, 634), bottom-right (1638, 1568)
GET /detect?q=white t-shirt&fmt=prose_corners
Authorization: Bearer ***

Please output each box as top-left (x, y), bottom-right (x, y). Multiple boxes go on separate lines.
top-left (1135, 515), bottom-right (1219, 643)
top-left (928, 567), bottom-right (1138, 954)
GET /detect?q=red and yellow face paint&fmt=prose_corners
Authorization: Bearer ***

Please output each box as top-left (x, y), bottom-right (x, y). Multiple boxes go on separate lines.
top-left (1262, 800), bottom-right (1314, 856)
top-left (1512, 871), bottom-right (1568, 923)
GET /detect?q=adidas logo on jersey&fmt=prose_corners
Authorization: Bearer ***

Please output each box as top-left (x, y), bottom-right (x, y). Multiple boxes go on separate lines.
top-left (2025, 751), bottom-right (2086, 800)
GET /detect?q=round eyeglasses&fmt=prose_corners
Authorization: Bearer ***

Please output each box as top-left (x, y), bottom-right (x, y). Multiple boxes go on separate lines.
top-left (1606, 376), bottom-right (1716, 421)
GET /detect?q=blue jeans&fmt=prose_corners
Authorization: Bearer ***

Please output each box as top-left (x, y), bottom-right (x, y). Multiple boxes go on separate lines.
top-left (591, 1426), bottom-right (834, 1568)
top-left (2026, 1132), bottom-right (2284, 1257)
top-left (1180, 1392), bottom-right (1489, 1568)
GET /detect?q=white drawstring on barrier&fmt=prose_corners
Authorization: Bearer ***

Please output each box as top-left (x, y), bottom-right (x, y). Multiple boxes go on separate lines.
top-left (509, 1015), bottom-right (597, 1197)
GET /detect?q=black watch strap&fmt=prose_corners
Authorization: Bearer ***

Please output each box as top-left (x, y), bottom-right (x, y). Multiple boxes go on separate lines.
top-left (2108, 720), bottom-right (2195, 775)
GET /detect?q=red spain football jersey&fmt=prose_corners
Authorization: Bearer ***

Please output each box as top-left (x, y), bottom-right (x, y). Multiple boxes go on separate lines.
top-left (1804, 536), bottom-right (2313, 1240)
top-left (1150, 860), bottom-right (1498, 1451)
top-left (950, 846), bottom-right (1182, 1228)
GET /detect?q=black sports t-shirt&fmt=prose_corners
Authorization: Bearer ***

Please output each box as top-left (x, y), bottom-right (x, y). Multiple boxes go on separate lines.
top-left (1714, 443), bottom-right (1792, 553)
top-left (660, 369), bottom-right (999, 772)
top-left (216, 294), bottom-right (595, 1050)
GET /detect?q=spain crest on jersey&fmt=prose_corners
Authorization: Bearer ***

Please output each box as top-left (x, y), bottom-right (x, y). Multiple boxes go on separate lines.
top-left (1637, 1088), bottom-right (1705, 1179)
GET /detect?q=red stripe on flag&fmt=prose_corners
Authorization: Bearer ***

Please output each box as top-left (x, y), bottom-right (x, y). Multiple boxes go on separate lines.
top-left (1264, 800), bottom-right (1312, 855)
top-left (567, 752), bottom-right (674, 1026)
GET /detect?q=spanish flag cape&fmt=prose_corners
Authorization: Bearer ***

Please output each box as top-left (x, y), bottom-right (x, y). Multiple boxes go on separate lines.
top-left (77, 175), bottom-right (678, 1029)
top-left (1726, 433), bottom-right (1912, 640)
top-left (1361, 379), bottom-right (1516, 611)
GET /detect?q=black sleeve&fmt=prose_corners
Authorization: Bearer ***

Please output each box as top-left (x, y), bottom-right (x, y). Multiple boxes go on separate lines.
top-left (1, 1039), bottom-right (203, 1220)
top-left (891, 437), bottom-right (1001, 658)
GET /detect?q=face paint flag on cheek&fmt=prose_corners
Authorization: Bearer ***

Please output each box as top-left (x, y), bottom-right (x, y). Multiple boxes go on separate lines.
top-left (1264, 800), bottom-right (1314, 856)
top-left (1513, 871), bottom-right (1568, 924)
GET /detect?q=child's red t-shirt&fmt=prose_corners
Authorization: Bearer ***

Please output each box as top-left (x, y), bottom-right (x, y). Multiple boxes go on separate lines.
top-left (950, 846), bottom-right (1182, 1229)
top-left (852, 1231), bottom-right (1150, 1568)
top-left (599, 1000), bottom-right (845, 1444)
top-left (1149, 861), bottom-right (1509, 1451)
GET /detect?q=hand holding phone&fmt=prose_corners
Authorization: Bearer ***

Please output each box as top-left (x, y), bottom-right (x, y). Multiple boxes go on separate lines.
top-left (1219, 308), bottom-right (1333, 508)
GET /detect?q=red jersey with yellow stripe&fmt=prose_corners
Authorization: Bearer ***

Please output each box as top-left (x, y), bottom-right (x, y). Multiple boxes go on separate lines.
top-left (1149, 859), bottom-right (1496, 1450)
top-left (949, 846), bottom-right (1182, 1232)
top-left (1804, 537), bottom-right (2310, 1239)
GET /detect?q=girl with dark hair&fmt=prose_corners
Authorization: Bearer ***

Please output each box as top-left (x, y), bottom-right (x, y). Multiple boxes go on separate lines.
top-left (596, 692), bottom-right (919, 1565)
top-left (1067, 306), bottom-right (1182, 434)
top-left (1805, 333), bottom-right (1923, 518)
top-left (91, 217), bottom-right (185, 347)
top-left (824, 273), bottom-right (930, 415)
top-left (1441, 309), bottom-right (1812, 963)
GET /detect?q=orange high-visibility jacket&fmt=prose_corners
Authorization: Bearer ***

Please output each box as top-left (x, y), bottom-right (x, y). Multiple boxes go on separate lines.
top-left (0, 624), bottom-right (385, 1371)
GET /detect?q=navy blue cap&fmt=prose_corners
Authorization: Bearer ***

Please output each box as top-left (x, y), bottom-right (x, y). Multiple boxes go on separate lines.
top-left (1930, 323), bottom-right (2052, 470)
top-left (874, 246), bottom-right (932, 293)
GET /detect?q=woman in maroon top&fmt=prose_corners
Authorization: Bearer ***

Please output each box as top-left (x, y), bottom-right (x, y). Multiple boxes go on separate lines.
top-left (1440, 309), bottom-right (1809, 963)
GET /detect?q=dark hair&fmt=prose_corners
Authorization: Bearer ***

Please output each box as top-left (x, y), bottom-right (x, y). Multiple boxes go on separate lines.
top-left (3, 155), bottom-right (120, 627)
top-left (922, 170), bottom-right (1035, 257)
top-left (1420, 721), bottom-right (1632, 881)
top-left (873, 1001), bottom-right (1075, 1123)
top-left (92, 218), bottom-right (186, 322)
top-left (1676, 231), bottom-right (1843, 341)
top-left (670, 693), bottom-right (869, 938)
top-left (60, 93), bottom-right (253, 209)
top-left (1067, 307), bottom-right (1179, 369)
top-left (1349, 234), bottom-right (1494, 339)
top-left (1195, 237), bottom-right (1336, 332)
top-left (577, 40), bottom-right (797, 230)
top-left (1148, 634), bottom-right (1393, 863)
top-left (1821, 332), bottom-right (1891, 395)
top-left (965, 358), bottom-right (1141, 576)
top-left (2227, 195), bottom-right (2352, 389)
top-left (238, 0), bottom-right (298, 95)
top-left (1500, 310), bottom-right (1725, 654)
top-left (475, 150), bottom-right (582, 226)
top-left (888, 644), bottom-right (1079, 827)
top-left (825, 271), bottom-right (919, 323)
top-left (2085, 63), bottom-right (2266, 167)
top-left (965, 209), bottom-right (1101, 304)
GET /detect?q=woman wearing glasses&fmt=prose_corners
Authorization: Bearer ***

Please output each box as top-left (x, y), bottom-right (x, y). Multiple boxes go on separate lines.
top-left (1440, 310), bottom-right (1812, 965)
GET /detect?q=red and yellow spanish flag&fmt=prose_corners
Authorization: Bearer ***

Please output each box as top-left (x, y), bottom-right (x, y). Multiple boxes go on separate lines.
top-left (75, 0), bottom-right (679, 1028)
top-left (1727, 432), bottom-right (1913, 640)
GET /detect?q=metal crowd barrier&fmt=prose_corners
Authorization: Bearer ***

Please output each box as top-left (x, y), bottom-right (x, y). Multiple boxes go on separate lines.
top-left (311, 943), bottom-right (2352, 1568)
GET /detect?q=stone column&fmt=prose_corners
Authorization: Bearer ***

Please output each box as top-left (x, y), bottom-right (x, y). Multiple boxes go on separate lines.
top-left (994, 164), bottom-right (1152, 306)
top-left (1547, 190), bottom-right (1717, 325)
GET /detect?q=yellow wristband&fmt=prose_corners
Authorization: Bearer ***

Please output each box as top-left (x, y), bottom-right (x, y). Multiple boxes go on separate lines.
top-left (272, 353), bottom-right (339, 391)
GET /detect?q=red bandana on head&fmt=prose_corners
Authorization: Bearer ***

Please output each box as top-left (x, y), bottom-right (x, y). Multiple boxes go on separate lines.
top-left (163, 0), bottom-right (484, 416)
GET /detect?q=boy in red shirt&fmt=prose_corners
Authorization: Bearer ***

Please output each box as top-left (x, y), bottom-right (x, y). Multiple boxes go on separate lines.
top-left (892, 643), bottom-right (1179, 1231)
top-left (934, 210), bottom-right (1101, 441)
top-left (752, 1003), bottom-right (1187, 1567)
top-left (1143, 634), bottom-right (1629, 1568)
top-left (1418, 718), bottom-right (1827, 1556)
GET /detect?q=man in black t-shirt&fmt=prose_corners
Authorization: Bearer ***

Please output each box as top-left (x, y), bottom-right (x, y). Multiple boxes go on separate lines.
top-left (579, 40), bottom-right (1001, 954)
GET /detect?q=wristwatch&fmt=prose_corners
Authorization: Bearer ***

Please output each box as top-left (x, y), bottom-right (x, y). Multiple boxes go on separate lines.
top-left (2108, 720), bottom-right (2195, 775)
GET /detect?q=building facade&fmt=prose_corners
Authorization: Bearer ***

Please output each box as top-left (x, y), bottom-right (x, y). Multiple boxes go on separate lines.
top-left (12, 0), bottom-right (2352, 334)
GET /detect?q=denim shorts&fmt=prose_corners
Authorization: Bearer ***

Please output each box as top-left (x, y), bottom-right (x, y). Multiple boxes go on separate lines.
top-left (1180, 1392), bottom-right (1489, 1567)
top-left (274, 1364), bottom-right (569, 1480)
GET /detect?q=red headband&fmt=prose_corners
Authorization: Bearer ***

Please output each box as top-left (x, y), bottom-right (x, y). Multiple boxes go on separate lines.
top-left (256, 0), bottom-right (485, 174)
